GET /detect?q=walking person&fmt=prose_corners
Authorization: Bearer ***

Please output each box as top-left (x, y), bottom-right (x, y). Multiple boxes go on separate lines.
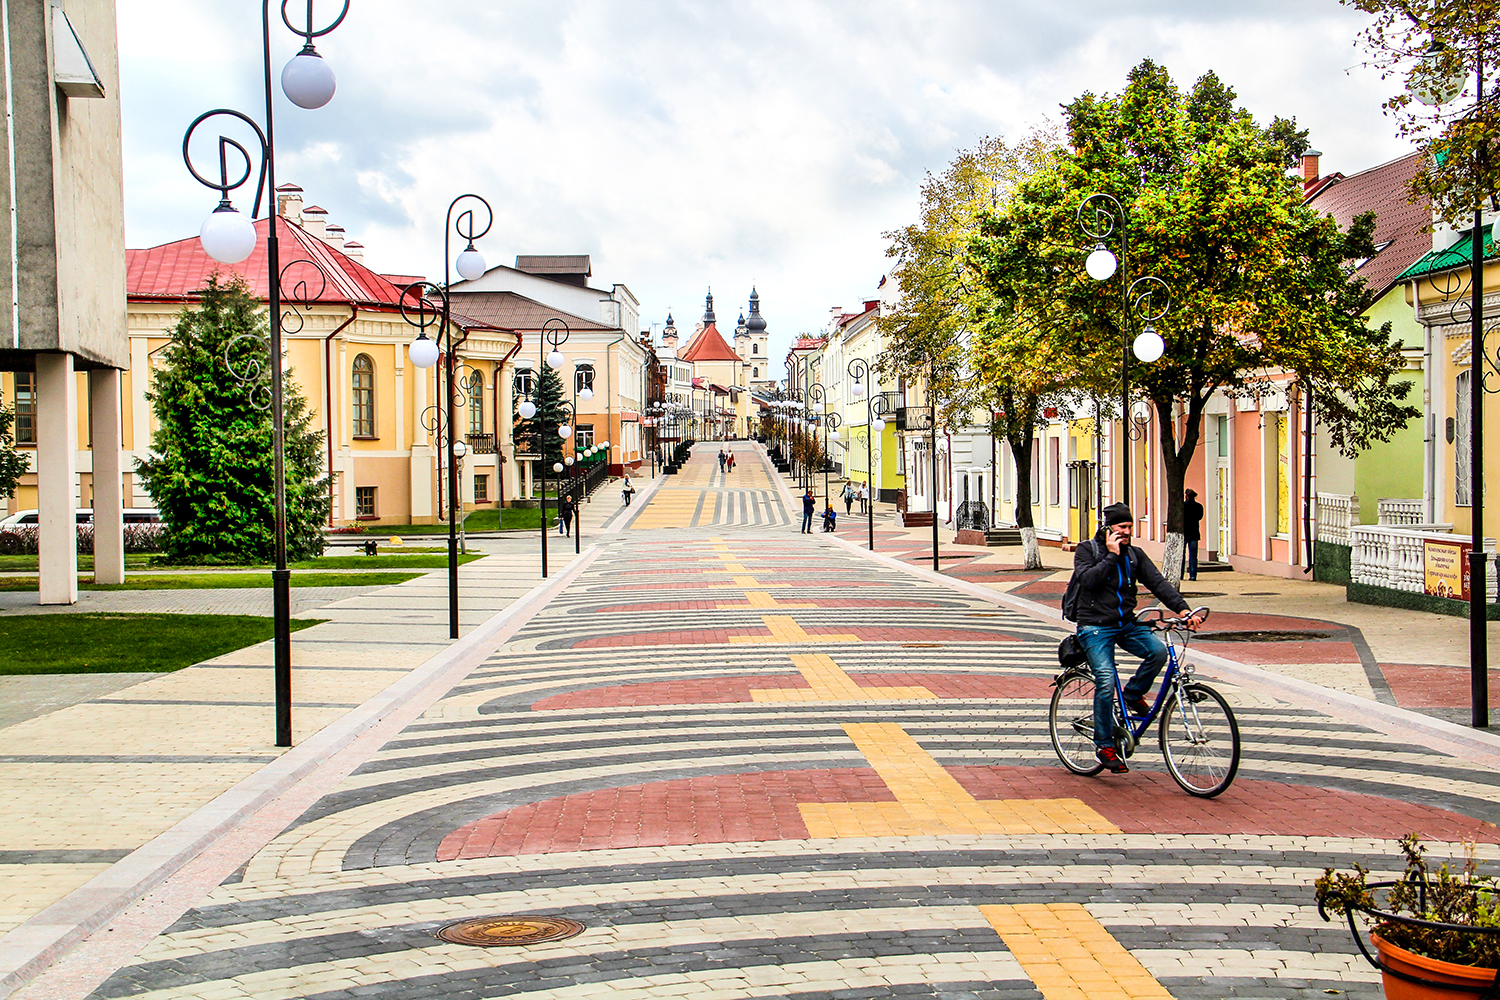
top-left (801, 489), bottom-right (815, 534)
top-left (842, 480), bottom-right (856, 515)
top-left (1063, 503), bottom-right (1202, 774)
top-left (858, 481), bottom-right (868, 514)
top-left (621, 475), bottom-right (635, 507)
top-left (718, 449), bottom-right (726, 472)
top-left (1182, 489), bottom-right (1204, 582)
top-left (558, 494), bottom-right (575, 537)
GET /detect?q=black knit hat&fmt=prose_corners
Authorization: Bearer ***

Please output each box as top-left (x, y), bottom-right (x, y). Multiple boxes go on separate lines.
top-left (1102, 502), bottom-right (1133, 527)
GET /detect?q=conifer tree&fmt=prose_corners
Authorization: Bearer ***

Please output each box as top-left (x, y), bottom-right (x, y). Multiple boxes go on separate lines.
top-left (513, 362), bottom-right (568, 473)
top-left (136, 273), bottom-right (330, 563)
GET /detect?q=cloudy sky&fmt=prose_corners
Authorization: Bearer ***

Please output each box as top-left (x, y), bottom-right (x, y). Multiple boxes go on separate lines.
top-left (119, 1), bottom-right (1411, 377)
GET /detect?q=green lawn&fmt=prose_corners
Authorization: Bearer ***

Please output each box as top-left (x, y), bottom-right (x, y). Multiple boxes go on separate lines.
top-left (289, 553), bottom-right (486, 570)
top-left (0, 613), bottom-right (325, 674)
top-left (0, 571), bottom-right (423, 591)
top-left (377, 507), bottom-right (548, 533)
top-left (0, 552), bottom-right (477, 572)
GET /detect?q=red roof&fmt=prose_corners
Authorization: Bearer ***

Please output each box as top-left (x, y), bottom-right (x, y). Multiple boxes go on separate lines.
top-left (127, 216), bottom-right (410, 310)
top-left (679, 322), bottom-right (742, 363)
top-left (1304, 151), bottom-right (1429, 297)
top-left (790, 337), bottom-right (824, 351)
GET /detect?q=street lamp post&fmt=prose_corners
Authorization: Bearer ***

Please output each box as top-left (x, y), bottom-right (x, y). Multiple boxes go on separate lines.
top-left (847, 357), bottom-right (891, 552)
top-left (808, 382), bottom-right (828, 500)
top-left (184, 0), bottom-right (349, 748)
top-left (571, 366), bottom-right (595, 555)
top-left (402, 194), bottom-right (492, 639)
top-left (1410, 39), bottom-right (1494, 727)
top-left (1077, 193), bottom-right (1172, 513)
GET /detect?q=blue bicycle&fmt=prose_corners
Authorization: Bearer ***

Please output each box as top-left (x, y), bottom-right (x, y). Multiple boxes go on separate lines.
top-left (1047, 606), bottom-right (1241, 797)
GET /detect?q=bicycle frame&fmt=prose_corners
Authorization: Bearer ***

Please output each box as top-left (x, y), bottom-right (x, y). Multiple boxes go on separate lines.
top-left (1109, 610), bottom-right (1204, 750)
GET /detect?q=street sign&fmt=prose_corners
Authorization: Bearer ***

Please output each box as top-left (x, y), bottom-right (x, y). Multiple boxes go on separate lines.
top-left (896, 406), bottom-right (933, 432)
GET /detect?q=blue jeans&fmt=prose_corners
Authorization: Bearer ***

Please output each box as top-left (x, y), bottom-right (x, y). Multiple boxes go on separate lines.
top-left (1077, 622), bottom-right (1168, 747)
top-left (801, 511), bottom-right (813, 533)
top-left (1186, 540), bottom-right (1198, 580)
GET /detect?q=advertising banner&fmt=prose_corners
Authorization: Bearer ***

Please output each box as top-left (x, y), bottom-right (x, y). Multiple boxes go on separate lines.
top-left (1423, 537), bottom-right (1471, 601)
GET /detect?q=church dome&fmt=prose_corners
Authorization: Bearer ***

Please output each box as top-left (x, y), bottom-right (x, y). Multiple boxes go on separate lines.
top-left (745, 286), bottom-right (767, 332)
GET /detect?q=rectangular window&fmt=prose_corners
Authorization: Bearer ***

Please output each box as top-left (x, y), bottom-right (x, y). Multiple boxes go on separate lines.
top-left (355, 486), bottom-right (377, 518)
top-left (1001, 441), bottom-right (1013, 502)
top-left (1049, 436), bottom-right (1061, 506)
top-left (1217, 414), bottom-right (1229, 458)
top-left (14, 373), bottom-right (34, 444)
top-left (1030, 444), bottom-right (1041, 503)
top-left (575, 423), bottom-right (595, 449)
top-left (1456, 369), bottom-right (1472, 507)
top-left (474, 474), bottom-right (488, 504)
top-left (1276, 413), bottom-right (1290, 534)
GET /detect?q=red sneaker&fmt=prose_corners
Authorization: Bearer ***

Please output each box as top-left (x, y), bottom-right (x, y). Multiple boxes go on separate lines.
top-left (1095, 747), bottom-right (1129, 773)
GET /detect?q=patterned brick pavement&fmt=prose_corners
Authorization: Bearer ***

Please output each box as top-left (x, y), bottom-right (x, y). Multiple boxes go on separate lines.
top-left (22, 443), bottom-right (1500, 1000)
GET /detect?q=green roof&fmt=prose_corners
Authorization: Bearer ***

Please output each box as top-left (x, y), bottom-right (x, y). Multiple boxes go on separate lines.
top-left (1396, 223), bottom-right (1496, 282)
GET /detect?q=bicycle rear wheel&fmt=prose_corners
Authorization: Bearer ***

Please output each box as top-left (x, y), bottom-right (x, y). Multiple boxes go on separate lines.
top-left (1049, 670), bottom-right (1104, 775)
top-left (1158, 683), bottom-right (1240, 797)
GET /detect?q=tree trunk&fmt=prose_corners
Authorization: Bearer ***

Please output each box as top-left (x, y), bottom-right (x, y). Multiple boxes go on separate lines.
top-left (1161, 533), bottom-right (1186, 590)
top-left (1154, 395), bottom-right (1205, 590)
top-left (1008, 421), bottom-right (1042, 571)
top-left (1019, 526), bottom-right (1040, 571)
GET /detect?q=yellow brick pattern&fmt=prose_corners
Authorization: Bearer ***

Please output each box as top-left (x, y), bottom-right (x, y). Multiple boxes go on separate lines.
top-left (728, 614), bottom-right (860, 645)
top-left (981, 904), bottom-right (1174, 1000)
top-left (720, 590), bottom-right (816, 610)
top-left (799, 723), bottom-right (1118, 837)
top-left (751, 653), bottom-right (934, 702)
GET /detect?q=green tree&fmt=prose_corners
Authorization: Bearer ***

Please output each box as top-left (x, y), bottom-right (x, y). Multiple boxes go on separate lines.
top-left (1345, 1), bottom-right (1500, 225)
top-left (1051, 60), bottom-right (1419, 582)
top-left (136, 274), bottom-right (330, 563)
top-left (0, 397), bottom-right (29, 501)
top-left (513, 362), bottom-right (568, 473)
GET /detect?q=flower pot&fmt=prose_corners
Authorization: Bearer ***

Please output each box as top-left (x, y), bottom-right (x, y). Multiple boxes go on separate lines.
top-left (1372, 933), bottom-right (1500, 1000)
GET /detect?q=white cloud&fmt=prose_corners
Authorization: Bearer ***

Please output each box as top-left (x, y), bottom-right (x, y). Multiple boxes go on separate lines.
top-left (118, 0), bottom-right (1410, 378)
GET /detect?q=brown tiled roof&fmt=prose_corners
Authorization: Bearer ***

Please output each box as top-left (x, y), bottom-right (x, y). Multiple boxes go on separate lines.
top-left (514, 254), bottom-right (591, 276)
top-left (443, 290), bottom-right (613, 331)
top-left (679, 322), bottom-right (742, 363)
top-left (1304, 151), bottom-right (1429, 297)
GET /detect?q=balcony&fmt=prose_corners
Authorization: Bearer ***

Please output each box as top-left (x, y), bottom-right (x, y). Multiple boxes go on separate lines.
top-left (465, 433), bottom-right (496, 455)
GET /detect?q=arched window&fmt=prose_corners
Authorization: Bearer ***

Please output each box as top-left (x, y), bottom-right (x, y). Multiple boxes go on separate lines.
top-left (351, 354), bottom-right (375, 437)
top-left (752, 343), bottom-right (758, 355)
top-left (575, 363), bottom-right (595, 395)
top-left (468, 370), bottom-right (485, 433)
top-left (752, 367), bottom-right (759, 378)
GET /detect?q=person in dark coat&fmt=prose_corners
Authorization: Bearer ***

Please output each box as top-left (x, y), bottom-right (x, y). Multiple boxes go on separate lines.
top-left (801, 490), bottom-right (815, 533)
top-left (1183, 489), bottom-right (1204, 582)
top-left (558, 494), bottom-right (575, 537)
top-left (1066, 502), bottom-right (1201, 773)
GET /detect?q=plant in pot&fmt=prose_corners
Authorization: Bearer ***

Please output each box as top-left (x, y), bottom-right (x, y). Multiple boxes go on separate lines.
top-left (1316, 834), bottom-right (1500, 999)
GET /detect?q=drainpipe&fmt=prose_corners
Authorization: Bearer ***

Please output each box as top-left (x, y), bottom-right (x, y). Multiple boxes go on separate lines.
top-left (323, 305), bottom-right (358, 526)
top-left (603, 335), bottom-right (622, 474)
top-left (1415, 279), bottom-right (1435, 523)
top-left (1302, 382), bottom-right (1315, 572)
top-left (495, 332), bottom-right (522, 508)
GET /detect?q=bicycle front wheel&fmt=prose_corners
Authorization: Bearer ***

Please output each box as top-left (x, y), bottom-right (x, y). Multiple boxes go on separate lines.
top-left (1158, 683), bottom-right (1240, 797)
top-left (1049, 670), bottom-right (1104, 776)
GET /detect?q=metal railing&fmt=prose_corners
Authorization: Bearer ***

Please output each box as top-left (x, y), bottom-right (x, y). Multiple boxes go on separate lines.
top-left (956, 500), bottom-right (990, 532)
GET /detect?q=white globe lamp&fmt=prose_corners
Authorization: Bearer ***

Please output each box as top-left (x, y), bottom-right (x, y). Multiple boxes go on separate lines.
top-left (829, 429), bottom-right (840, 440)
top-left (517, 399), bottom-right (536, 419)
top-left (558, 423), bottom-right (573, 438)
top-left (281, 46), bottom-right (336, 110)
top-left (600, 440), bottom-right (609, 448)
top-left (199, 207), bottom-right (258, 264)
top-left (564, 456), bottom-right (574, 466)
top-left (1411, 42), bottom-right (1466, 106)
top-left (553, 462), bottom-right (563, 473)
top-left (454, 245), bottom-right (487, 281)
top-left (1133, 328), bottom-right (1166, 363)
top-left (452, 439), bottom-right (468, 459)
top-left (579, 386), bottom-right (594, 401)
top-left (1085, 245), bottom-right (1118, 281)
top-left (408, 335), bottom-right (439, 369)
top-left (873, 418), bottom-right (886, 432)
top-left (546, 349), bottom-right (564, 369)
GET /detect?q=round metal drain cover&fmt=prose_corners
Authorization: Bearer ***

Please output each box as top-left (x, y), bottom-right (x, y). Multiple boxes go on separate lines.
top-left (436, 916), bottom-right (585, 947)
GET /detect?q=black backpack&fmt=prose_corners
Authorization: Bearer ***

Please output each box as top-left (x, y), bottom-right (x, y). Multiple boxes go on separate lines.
top-left (1060, 539), bottom-right (1093, 623)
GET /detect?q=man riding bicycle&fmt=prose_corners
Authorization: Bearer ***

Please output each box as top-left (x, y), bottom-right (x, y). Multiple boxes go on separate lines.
top-left (1065, 502), bottom-right (1203, 774)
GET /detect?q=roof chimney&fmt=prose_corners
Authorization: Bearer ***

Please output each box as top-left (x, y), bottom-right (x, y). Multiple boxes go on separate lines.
top-left (276, 183), bottom-right (303, 224)
top-left (342, 240), bottom-right (364, 263)
top-left (301, 204), bottom-right (327, 238)
top-left (1301, 149), bottom-right (1321, 191)
top-left (324, 223), bottom-right (345, 251)
top-left (863, 299), bottom-right (879, 313)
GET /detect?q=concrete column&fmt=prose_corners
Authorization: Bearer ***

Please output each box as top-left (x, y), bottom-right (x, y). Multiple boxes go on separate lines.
top-left (37, 354), bottom-right (78, 605)
top-left (90, 369), bottom-right (125, 584)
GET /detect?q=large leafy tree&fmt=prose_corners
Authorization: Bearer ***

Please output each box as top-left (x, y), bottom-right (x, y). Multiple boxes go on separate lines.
top-left (1053, 61), bottom-right (1419, 582)
top-left (136, 274), bottom-right (329, 563)
top-left (1345, 0), bottom-right (1500, 226)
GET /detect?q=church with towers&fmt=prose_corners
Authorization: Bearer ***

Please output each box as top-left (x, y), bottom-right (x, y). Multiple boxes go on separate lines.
top-left (657, 288), bottom-right (776, 438)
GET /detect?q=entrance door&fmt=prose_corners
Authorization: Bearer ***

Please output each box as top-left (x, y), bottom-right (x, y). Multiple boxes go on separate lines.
top-left (1217, 465), bottom-right (1231, 558)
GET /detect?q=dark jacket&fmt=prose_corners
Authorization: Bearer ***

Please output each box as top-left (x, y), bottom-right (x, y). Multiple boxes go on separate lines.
top-left (1183, 499), bottom-right (1204, 542)
top-left (1069, 526), bottom-right (1189, 627)
top-left (557, 498), bottom-right (575, 522)
top-left (803, 494), bottom-right (816, 514)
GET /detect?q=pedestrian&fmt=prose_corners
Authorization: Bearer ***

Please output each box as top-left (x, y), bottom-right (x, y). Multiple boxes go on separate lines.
top-left (859, 481), bottom-right (869, 514)
top-left (801, 489), bottom-right (815, 534)
top-left (558, 494), bottom-right (575, 537)
top-left (1183, 488), bottom-right (1204, 582)
top-left (622, 476), bottom-right (635, 507)
top-left (718, 449), bottom-right (726, 472)
top-left (842, 480), bottom-right (855, 515)
top-left (727, 452), bottom-right (736, 472)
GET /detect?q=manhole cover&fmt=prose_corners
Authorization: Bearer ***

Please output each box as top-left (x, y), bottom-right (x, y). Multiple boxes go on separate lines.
top-left (1198, 630), bottom-right (1335, 642)
top-left (435, 916), bottom-right (585, 947)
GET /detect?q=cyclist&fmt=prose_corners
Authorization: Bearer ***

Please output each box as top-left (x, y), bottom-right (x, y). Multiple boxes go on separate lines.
top-left (1065, 502), bottom-right (1202, 774)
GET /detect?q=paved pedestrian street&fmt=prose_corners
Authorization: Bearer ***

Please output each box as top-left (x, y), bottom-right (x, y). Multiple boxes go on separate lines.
top-left (11, 445), bottom-right (1500, 1000)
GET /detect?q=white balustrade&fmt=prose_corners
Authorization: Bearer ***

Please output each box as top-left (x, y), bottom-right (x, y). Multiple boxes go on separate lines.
top-left (1316, 493), bottom-right (1359, 546)
top-left (1377, 498), bottom-right (1426, 526)
top-left (1350, 524), bottom-right (1498, 601)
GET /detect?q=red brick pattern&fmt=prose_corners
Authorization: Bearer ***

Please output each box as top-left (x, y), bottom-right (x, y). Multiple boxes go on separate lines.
top-left (590, 599), bottom-right (944, 613)
top-left (1379, 664), bottom-right (1500, 708)
top-left (531, 673), bottom-right (1059, 710)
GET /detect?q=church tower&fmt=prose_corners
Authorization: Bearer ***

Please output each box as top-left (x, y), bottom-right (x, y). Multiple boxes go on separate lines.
top-left (661, 312), bottom-right (678, 351)
top-left (744, 287), bottom-right (773, 392)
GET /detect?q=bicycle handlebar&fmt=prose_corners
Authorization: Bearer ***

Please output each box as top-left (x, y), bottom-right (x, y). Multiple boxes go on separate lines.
top-left (1136, 606), bottom-right (1210, 629)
